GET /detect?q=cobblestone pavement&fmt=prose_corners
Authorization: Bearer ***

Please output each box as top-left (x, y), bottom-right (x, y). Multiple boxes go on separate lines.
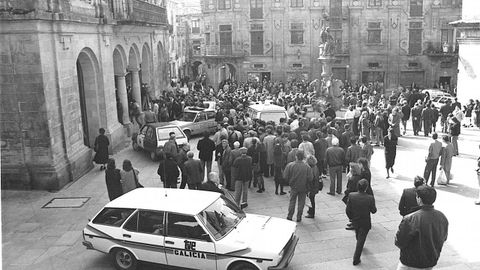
top-left (2, 126), bottom-right (480, 270)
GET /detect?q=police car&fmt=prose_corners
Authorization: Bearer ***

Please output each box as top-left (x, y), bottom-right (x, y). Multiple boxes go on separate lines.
top-left (83, 188), bottom-right (299, 270)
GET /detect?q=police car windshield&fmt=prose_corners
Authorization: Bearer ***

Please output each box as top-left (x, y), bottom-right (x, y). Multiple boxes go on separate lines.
top-left (198, 196), bottom-right (245, 241)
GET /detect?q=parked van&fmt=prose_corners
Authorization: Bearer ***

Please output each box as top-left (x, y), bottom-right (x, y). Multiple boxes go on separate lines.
top-left (247, 103), bottom-right (288, 124)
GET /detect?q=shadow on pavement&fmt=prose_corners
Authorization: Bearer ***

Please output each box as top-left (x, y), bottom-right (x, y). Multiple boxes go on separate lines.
top-left (434, 182), bottom-right (479, 199)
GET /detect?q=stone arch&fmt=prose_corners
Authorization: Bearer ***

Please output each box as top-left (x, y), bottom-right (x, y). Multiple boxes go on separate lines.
top-left (157, 41), bottom-right (167, 90)
top-left (128, 43), bottom-right (140, 69)
top-left (141, 43), bottom-right (153, 106)
top-left (75, 47), bottom-right (103, 148)
top-left (112, 45), bottom-right (129, 124)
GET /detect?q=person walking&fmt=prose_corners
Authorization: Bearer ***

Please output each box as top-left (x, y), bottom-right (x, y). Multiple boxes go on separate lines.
top-left (398, 176), bottom-right (425, 216)
top-left (326, 138), bottom-right (345, 195)
top-left (120, 159), bottom-right (140, 194)
top-left (105, 158), bottom-right (123, 201)
top-left (284, 150), bottom-right (313, 222)
top-left (439, 135), bottom-right (454, 185)
top-left (374, 111), bottom-right (385, 146)
top-left (93, 128), bottom-right (110, 170)
top-left (273, 137), bottom-right (287, 195)
top-left (389, 108), bottom-right (402, 137)
top-left (305, 156), bottom-right (321, 219)
top-left (219, 139), bottom-right (233, 190)
top-left (314, 130), bottom-right (328, 177)
top-left (424, 133), bottom-right (443, 186)
top-left (401, 101), bottom-right (411, 135)
top-left (449, 115), bottom-right (461, 156)
top-left (395, 186), bottom-right (449, 270)
top-left (359, 136), bottom-right (374, 164)
top-left (177, 144), bottom-right (189, 189)
top-left (411, 102), bottom-right (422, 136)
top-left (197, 132), bottom-right (216, 178)
top-left (421, 104), bottom-right (434, 137)
top-left (183, 151), bottom-right (204, 190)
top-left (163, 132), bottom-right (179, 159)
top-left (384, 129), bottom-right (398, 179)
top-left (247, 139), bottom-right (264, 192)
top-left (157, 152), bottom-right (180, 188)
top-left (264, 128), bottom-right (276, 177)
top-left (345, 137), bottom-right (362, 173)
top-left (346, 179), bottom-right (377, 265)
top-left (233, 147), bottom-right (252, 209)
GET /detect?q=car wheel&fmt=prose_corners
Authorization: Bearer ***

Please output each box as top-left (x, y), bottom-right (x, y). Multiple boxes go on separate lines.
top-left (184, 130), bottom-right (191, 140)
top-left (150, 151), bottom-right (157, 161)
top-left (111, 248), bottom-right (137, 270)
top-left (230, 261), bottom-right (257, 270)
top-left (132, 141), bottom-right (140, 151)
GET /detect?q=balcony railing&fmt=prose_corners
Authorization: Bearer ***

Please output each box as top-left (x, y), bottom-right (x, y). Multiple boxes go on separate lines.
top-left (424, 41), bottom-right (458, 57)
top-left (203, 45), bottom-right (245, 57)
top-left (110, 0), bottom-right (167, 25)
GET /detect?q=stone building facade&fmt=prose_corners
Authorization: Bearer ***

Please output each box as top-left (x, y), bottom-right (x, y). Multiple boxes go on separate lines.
top-left (451, 0), bottom-right (480, 105)
top-left (0, 0), bottom-right (170, 190)
top-left (192, 0), bottom-right (461, 90)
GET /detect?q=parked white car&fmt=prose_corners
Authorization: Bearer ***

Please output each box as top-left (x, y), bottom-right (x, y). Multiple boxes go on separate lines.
top-left (83, 188), bottom-right (299, 270)
top-left (431, 95), bottom-right (455, 109)
top-left (247, 103), bottom-right (289, 124)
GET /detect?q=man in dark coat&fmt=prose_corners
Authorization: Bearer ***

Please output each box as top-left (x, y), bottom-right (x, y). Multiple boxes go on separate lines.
top-left (183, 151), bottom-right (204, 190)
top-left (439, 100), bottom-right (453, 133)
top-left (197, 132), bottom-right (216, 178)
top-left (395, 186), bottom-right (448, 269)
top-left (157, 152), bottom-right (180, 188)
top-left (398, 176), bottom-right (425, 216)
top-left (283, 150), bottom-right (313, 222)
top-left (421, 105), bottom-right (434, 137)
top-left (401, 101), bottom-right (411, 135)
top-left (233, 147), bottom-right (253, 208)
top-left (346, 179), bottom-right (377, 265)
top-left (93, 128), bottom-right (110, 170)
top-left (411, 103), bottom-right (422, 136)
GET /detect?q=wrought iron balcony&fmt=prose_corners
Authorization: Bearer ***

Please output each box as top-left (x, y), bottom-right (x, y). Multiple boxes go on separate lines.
top-left (110, 0), bottom-right (167, 25)
top-left (203, 45), bottom-right (245, 57)
top-left (424, 41), bottom-right (458, 57)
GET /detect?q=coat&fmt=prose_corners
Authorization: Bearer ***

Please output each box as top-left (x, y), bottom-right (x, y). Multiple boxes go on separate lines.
top-left (105, 168), bottom-right (122, 201)
top-left (157, 158), bottom-right (179, 186)
top-left (232, 155), bottom-right (253, 182)
top-left (346, 191), bottom-right (377, 230)
top-left (197, 137), bottom-right (216, 161)
top-left (264, 134), bottom-right (276, 165)
top-left (120, 169), bottom-right (139, 194)
top-left (93, 134), bottom-right (110, 164)
top-left (398, 187), bottom-right (420, 216)
top-left (184, 158), bottom-right (204, 185)
top-left (345, 144), bottom-right (362, 164)
top-left (283, 160), bottom-right (313, 193)
top-left (440, 143), bottom-right (454, 174)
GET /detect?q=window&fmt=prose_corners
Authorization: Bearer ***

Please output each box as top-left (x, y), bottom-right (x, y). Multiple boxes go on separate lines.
top-left (441, 29), bottom-right (454, 45)
top-left (93, 208), bottom-right (135, 227)
top-left (368, 0), bottom-right (382, 6)
top-left (290, 23), bottom-right (304, 44)
top-left (251, 24), bottom-right (263, 55)
top-left (138, 211), bottom-right (165, 235)
top-left (205, 33), bottom-right (211, 45)
top-left (440, 61), bottom-right (452, 68)
top-left (409, 22), bottom-right (422, 55)
top-left (292, 63), bottom-right (303, 68)
top-left (206, 111), bottom-right (216, 119)
top-left (157, 126), bottom-right (186, 140)
top-left (167, 213), bottom-right (209, 241)
top-left (219, 25), bottom-right (233, 55)
top-left (408, 62), bottom-right (419, 67)
top-left (192, 40), bottom-right (201, 55)
top-left (367, 22), bottom-right (381, 44)
top-left (290, 0), bottom-right (303, 7)
top-left (192, 20), bottom-right (200, 34)
top-left (198, 197), bottom-right (245, 241)
top-left (218, 0), bottom-right (231, 10)
top-left (410, 0), bottom-right (423, 17)
top-left (250, 0), bottom-right (263, 19)
top-left (146, 126), bottom-right (154, 140)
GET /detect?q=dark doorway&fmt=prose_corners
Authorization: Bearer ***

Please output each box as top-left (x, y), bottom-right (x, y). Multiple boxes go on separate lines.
top-left (439, 76), bottom-right (451, 87)
top-left (261, 72), bottom-right (271, 82)
top-left (76, 61), bottom-right (90, 146)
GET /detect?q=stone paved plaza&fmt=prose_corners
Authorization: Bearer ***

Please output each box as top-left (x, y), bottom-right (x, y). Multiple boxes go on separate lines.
top-left (2, 126), bottom-right (480, 270)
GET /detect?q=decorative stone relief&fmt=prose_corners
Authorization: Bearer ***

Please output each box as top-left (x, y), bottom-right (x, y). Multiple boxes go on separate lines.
top-left (103, 35), bottom-right (110, 47)
top-left (274, 20), bottom-right (282, 30)
top-left (60, 35), bottom-right (73, 50)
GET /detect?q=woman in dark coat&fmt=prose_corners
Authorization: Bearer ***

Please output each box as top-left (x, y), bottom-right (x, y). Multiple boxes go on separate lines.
top-left (105, 158), bottom-right (123, 201)
top-left (306, 156), bottom-right (321, 218)
top-left (384, 128), bottom-right (398, 178)
top-left (93, 128), bottom-right (110, 170)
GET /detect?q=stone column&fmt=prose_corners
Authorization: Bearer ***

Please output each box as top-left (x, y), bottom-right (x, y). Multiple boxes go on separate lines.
top-left (115, 74), bottom-right (131, 125)
top-left (129, 67), bottom-right (142, 112)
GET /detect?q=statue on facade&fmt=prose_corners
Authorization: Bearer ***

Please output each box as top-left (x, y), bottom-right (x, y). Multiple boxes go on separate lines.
top-left (319, 27), bottom-right (336, 56)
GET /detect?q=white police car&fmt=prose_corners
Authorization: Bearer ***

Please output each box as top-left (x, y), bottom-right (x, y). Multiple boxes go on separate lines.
top-left (83, 188), bottom-right (299, 270)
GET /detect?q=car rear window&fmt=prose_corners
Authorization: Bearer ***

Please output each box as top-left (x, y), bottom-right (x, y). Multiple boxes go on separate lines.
top-left (157, 126), bottom-right (186, 140)
top-left (260, 112), bottom-right (287, 123)
top-left (93, 208), bottom-right (135, 227)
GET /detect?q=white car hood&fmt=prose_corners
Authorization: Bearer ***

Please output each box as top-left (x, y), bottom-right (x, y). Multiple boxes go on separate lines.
top-left (216, 214), bottom-right (296, 258)
top-left (169, 120), bottom-right (191, 127)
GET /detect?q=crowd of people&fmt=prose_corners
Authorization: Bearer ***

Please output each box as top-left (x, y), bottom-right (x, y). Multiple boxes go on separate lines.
top-left (95, 78), bottom-right (480, 269)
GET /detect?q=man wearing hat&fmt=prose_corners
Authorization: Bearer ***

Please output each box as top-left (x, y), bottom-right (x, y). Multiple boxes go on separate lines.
top-left (233, 147), bottom-right (253, 209)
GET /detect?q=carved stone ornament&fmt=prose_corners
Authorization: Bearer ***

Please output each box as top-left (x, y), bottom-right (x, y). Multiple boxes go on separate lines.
top-left (103, 35), bottom-right (111, 47)
top-left (274, 20), bottom-right (282, 30)
top-left (60, 35), bottom-right (73, 50)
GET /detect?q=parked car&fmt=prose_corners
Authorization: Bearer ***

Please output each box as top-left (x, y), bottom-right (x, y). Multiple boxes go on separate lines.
top-left (132, 123), bottom-right (188, 161)
top-left (431, 95), bottom-right (455, 109)
top-left (246, 103), bottom-right (289, 124)
top-left (422, 89), bottom-right (452, 99)
top-left (170, 107), bottom-right (217, 139)
top-left (83, 188), bottom-right (299, 270)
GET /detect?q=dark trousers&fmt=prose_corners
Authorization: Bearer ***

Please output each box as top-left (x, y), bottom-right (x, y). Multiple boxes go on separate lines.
top-left (307, 193), bottom-right (316, 216)
top-left (224, 168), bottom-right (232, 190)
top-left (264, 164), bottom-right (274, 177)
top-left (354, 227), bottom-right (370, 262)
top-left (274, 165), bottom-right (284, 193)
top-left (179, 169), bottom-right (188, 189)
top-left (412, 119), bottom-right (422, 135)
top-left (329, 165), bottom-right (343, 194)
top-left (287, 189), bottom-right (307, 221)
top-left (317, 159), bottom-right (327, 175)
top-left (164, 181), bottom-right (177, 188)
top-left (424, 158), bottom-right (439, 186)
top-left (188, 182), bottom-right (201, 190)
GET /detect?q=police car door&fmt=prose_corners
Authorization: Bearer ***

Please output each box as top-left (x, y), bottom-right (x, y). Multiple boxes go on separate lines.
top-left (122, 210), bottom-right (167, 265)
top-left (165, 212), bottom-right (216, 269)
top-left (137, 125), bottom-right (148, 149)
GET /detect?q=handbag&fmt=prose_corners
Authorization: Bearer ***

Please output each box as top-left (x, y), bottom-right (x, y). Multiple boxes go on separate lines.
top-left (133, 170), bottom-right (144, 188)
top-left (436, 170), bottom-right (447, 185)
